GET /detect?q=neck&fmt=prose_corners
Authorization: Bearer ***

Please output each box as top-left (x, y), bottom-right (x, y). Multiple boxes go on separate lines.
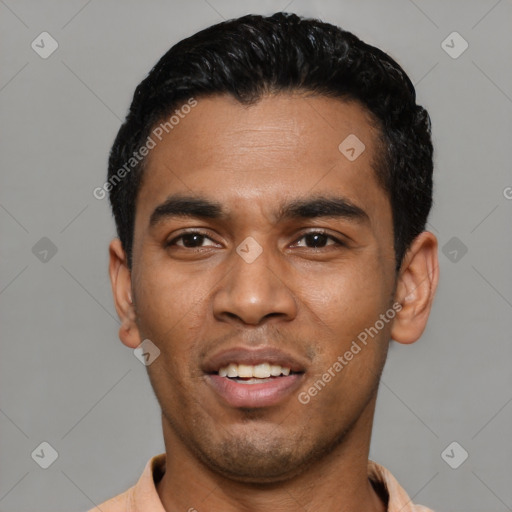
top-left (156, 395), bottom-right (386, 512)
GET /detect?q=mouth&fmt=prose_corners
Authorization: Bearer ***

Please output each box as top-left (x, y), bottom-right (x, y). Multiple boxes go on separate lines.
top-left (203, 348), bottom-right (307, 408)
top-left (218, 362), bottom-right (297, 382)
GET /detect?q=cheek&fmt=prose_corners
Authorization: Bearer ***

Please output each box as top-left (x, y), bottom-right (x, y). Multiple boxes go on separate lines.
top-left (300, 259), bottom-right (391, 339)
top-left (133, 262), bottom-right (212, 366)
top-left (136, 256), bottom-right (207, 317)
top-left (135, 265), bottom-right (208, 409)
top-left (296, 258), bottom-right (392, 402)
top-left (297, 270), bottom-right (390, 421)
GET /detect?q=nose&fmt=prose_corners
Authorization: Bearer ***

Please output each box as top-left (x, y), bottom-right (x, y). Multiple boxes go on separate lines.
top-left (212, 243), bottom-right (298, 326)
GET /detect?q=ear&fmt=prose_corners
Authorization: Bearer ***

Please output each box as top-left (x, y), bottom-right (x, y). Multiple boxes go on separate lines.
top-left (109, 238), bottom-right (142, 349)
top-left (391, 231), bottom-right (439, 345)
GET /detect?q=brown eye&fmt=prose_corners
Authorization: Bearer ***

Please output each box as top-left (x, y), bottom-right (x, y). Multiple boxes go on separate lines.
top-left (293, 231), bottom-right (344, 249)
top-left (166, 231), bottom-right (218, 248)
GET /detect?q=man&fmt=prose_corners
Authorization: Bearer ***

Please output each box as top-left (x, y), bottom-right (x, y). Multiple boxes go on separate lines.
top-left (92, 11), bottom-right (438, 512)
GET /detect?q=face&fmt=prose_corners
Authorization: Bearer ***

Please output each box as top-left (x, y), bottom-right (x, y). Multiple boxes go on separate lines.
top-left (119, 93), bottom-right (400, 482)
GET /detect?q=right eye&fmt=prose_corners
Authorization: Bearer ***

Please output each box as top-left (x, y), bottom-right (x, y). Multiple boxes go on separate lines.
top-left (165, 231), bottom-right (220, 249)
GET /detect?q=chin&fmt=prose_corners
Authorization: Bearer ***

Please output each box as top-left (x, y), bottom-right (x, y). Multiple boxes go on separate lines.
top-left (193, 427), bottom-right (345, 485)
top-left (201, 448), bottom-right (307, 484)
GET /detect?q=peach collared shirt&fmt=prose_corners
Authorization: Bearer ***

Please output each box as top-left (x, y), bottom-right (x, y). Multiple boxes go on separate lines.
top-left (87, 453), bottom-right (434, 512)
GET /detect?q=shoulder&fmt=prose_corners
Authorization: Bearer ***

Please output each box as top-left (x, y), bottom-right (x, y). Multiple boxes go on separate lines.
top-left (86, 487), bottom-right (133, 512)
top-left (84, 453), bottom-right (166, 512)
top-left (86, 486), bottom-right (133, 512)
top-left (368, 460), bottom-right (436, 512)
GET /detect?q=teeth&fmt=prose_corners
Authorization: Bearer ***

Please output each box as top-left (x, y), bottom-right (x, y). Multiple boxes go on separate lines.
top-left (227, 363), bottom-right (238, 378)
top-left (238, 364), bottom-right (253, 378)
top-left (254, 363), bottom-right (271, 378)
top-left (217, 363), bottom-right (292, 378)
top-left (270, 364), bottom-right (282, 376)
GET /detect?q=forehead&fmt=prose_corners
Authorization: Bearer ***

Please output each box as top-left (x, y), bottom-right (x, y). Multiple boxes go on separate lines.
top-left (135, 93), bottom-right (390, 230)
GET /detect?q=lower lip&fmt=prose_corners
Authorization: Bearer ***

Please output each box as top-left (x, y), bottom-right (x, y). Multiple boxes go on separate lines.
top-left (206, 374), bottom-right (303, 408)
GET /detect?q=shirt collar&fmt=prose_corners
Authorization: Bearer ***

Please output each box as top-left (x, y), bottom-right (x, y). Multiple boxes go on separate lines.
top-left (128, 453), bottom-right (432, 512)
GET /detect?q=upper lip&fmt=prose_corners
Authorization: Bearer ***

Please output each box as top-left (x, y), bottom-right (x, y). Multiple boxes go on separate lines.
top-left (202, 346), bottom-right (308, 374)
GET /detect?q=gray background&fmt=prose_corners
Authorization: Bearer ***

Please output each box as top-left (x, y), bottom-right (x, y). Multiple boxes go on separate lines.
top-left (1, 0), bottom-right (511, 511)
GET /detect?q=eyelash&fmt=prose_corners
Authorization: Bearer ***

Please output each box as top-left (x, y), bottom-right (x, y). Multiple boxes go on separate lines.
top-left (165, 229), bottom-right (346, 249)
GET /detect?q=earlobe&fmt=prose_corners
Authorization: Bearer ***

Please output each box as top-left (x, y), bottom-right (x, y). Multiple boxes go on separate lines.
top-left (108, 238), bottom-right (142, 349)
top-left (391, 231), bottom-right (439, 345)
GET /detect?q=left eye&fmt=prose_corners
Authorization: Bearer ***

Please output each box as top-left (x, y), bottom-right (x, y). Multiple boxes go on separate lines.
top-left (293, 232), bottom-right (343, 248)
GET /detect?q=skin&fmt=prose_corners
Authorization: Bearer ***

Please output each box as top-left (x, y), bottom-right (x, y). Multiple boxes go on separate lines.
top-left (109, 93), bottom-right (439, 512)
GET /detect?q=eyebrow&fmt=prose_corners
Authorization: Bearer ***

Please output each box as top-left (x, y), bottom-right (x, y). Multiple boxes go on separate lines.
top-left (149, 194), bottom-right (369, 227)
top-left (149, 195), bottom-right (225, 227)
top-left (277, 196), bottom-right (369, 223)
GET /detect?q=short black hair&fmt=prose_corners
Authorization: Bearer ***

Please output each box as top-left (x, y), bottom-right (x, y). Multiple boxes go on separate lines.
top-left (107, 12), bottom-right (433, 271)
